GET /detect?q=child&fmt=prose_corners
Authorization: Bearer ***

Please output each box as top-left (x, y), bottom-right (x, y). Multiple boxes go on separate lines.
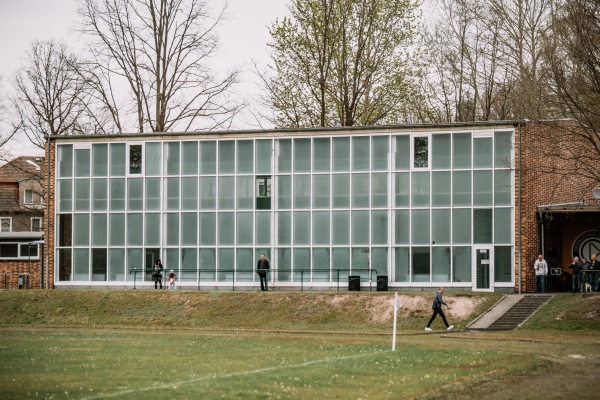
top-left (167, 269), bottom-right (176, 290)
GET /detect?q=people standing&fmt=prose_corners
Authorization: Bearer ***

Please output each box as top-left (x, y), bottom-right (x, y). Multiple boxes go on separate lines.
top-left (256, 254), bottom-right (270, 291)
top-left (581, 257), bottom-right (591, 291)
top-left (167, 269), bottom-right (176, 290)
top-left (534, 255), bottom-right (548, 293)
top-left (590, 254), bottom-right (600, 292)
top-left (425, 288), bottom-right (454, 331)
top-left (153, 259), bottom-right (164, 289)
top-left (568, 257), bottom-right (582, 293)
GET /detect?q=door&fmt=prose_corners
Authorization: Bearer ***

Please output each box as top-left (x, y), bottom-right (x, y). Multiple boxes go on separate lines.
top-left (473, 246), bottom-right (494, 291)
top-left (145, 248), bottom-right (161, 281)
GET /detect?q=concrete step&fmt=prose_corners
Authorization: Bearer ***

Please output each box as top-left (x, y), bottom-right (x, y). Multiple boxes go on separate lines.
top-left (469, 294), bottom-right (552, 331)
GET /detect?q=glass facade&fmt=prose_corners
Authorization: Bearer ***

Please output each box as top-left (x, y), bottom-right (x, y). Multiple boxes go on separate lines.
top-left (55, 129), bottom-right (515, 288)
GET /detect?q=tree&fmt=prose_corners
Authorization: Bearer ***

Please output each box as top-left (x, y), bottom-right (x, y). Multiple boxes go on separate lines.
top-left (264, 0), bottom-right (422, 128)
top-left (78, 0), bottom-right (242, 133)
top-left (0, 76), bottom-right (19, 162)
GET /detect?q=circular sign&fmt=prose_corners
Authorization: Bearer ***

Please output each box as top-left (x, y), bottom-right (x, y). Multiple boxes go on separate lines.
top-left (572, 230), bottom-right (600, 261)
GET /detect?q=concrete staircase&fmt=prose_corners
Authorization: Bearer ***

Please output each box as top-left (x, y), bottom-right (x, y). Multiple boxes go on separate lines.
top-left (468, 294), bottom-right (552, 330)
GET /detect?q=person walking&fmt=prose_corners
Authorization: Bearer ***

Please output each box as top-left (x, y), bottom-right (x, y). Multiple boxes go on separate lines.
top-left (153, 259), bottom-right (164, 289)
top-left (425, 288), bottom-right (453, 331)
top-left (568, 257), bottom-right (582, 293)
top-left (534, 255), bottom-right (548, 293)
top-left (256, 254), bottom-right (270, 291)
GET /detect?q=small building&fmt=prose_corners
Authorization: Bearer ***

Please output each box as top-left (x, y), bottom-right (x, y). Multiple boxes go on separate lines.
top-left (0, 156), bottom-right (45, 289)
top-left (43, 120), bottom-right (600, 291)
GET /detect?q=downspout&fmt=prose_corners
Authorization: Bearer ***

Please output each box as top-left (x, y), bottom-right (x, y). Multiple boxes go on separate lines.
top-left (517, 122), bottom-right (522, 294)
top-left (45, 136), bottom-right (51, 289)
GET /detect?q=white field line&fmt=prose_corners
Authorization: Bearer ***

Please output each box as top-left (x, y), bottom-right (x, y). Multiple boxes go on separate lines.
top-left (81, 349), bottom-right (393, 400)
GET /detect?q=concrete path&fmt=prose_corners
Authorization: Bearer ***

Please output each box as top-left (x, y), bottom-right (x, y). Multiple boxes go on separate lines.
top-left (468, 294), bottom-right (524, 329)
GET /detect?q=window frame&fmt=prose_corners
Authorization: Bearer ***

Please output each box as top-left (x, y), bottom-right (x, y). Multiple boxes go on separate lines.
top-left (411, 134), bottom-right (431, 170)
top-left (31, 217), bottom-right (42, 232)
top-left (0, 217), bottom-right (12, 232)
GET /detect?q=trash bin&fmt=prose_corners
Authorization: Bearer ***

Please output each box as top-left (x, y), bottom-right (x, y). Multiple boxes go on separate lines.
top-left (18, 275), bottom-right (24, 289)
top-left (377, 275), bottom-right (388, 291)
top-left (348, 276), bottom-right (361, 291)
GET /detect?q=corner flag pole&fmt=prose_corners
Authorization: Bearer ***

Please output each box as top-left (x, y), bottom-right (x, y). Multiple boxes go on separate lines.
top-left (392, 292), bottom-right (401, 351)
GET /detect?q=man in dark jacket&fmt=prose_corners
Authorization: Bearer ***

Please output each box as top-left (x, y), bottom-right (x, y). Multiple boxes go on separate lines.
top-left (589, 254), bottom-right (600, 292)
top-left (569, 257), bottom-right (583, 293)
top-left (256, 254), bottom-right (271, 291)
top-left (425, 288), bottom-right (453, 331)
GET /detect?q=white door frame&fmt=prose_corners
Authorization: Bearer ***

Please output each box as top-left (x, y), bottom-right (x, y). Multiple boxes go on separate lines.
top-left (472, 245), bottom-right (494, 292)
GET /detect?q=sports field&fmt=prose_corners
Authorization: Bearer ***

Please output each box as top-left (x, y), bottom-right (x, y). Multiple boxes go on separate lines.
top-left (1, 291), bottom-right (599, 399)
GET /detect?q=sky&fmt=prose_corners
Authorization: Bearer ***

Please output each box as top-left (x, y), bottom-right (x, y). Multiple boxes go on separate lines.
top-left (0, 0), bottom-right (290, 157)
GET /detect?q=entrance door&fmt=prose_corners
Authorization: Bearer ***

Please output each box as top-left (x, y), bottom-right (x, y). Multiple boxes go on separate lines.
top-left (145, 249), bottom-right (161, 281)
top-left (473, 246), bottom-right (494, 291)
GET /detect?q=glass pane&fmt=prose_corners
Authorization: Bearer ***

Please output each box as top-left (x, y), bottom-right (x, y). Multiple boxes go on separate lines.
top-left (293, 175), bottom-right (311, 208)
top-left (163, 142), bottom-right (180, 176)
top-left (394, 210), bottom-right (410, 245)
top-left (145, 142), bottom-right (161, 176)
top-left (164, 213), bottom-right (178, 246)
top-left (219, 249), bottom-right (234, 282)
top-left (332, 211), bottom-right (350, 245)
top-left (452, 209), bottom-right (471, 244)
top-left (277, 248), bottom-right (291, 281)
top-left (313, 138), bottom-right (330, 172)
top-left (199, 176), bottom-right (216, 209)
top-left (129, 145), bottom-right (142, 175)
top-left (332, 137), bottom-right (350, 172)
top-left (276, 139), bottom-right (292, 173)
top-left (92, 144), bottom-right (108, 177)
top-left (432, 134), bottom-right (451, 169)
top-left (294, 211), bottom-right (310, 245)
top-left (109, 214), bottom-right (125, 246)
top-left (199, 212), bottom-right (216, 245)
top-left (236, 248), bottom-right (254, 281)
top-left (145, 213), bottom-right (160, 246)
top-left (276, 175), bottom-right (292, 209)
top-left (110, 143), bottom-right (126, 176)
top-left (127, 248), bottom-right (142, 278)
top-left (110, 178), bottom-right (125, 211)
top-left (164, 177), bottom-right (179, 210)
top-left (237, 176), bottom-right (254, 209)
top-left (256, 176), bottom-right (271, 210)
top-left (372, 210), bottom-right (388, 245)
top-left (294, 138), bottom-right (311, 172)
top-left (332, 248), bottom-right (349, 278)
top-left (313, 211), bottom-right (330, 245)
top-left (371, 173), bottom-right (388, 208)
top-left (412, 247), bottom-right (430, 282)
top-left (73, 214), bottom-right (90, 246)
top-left (236, 212), bottom-right (253, 245)
top-left (352, 211), bottom-right (369, 244)
top-left (313, 175), bottom-right (330, 209)
top-left (432, 172), bottom-right (451, 206)
top-left (432, 209), bottom-right (450, 244)
top-left (74, 179), bottom-right (90, 211)
top-left (394, 136), bottom-right (410, 170)
top-left (371, 248), bottom-right (387, 277)
top-left (219, 141), bottom-right (235, 173)
top-left (432, 247), bottom-right (451, 282)
top-left (182, 141), bottom-right (198, 175)
top-left (92, 179), bottom-right (108, 211)
top-left (372, 136), bottom-right (389, 171)
top-left (411, 209), bottom-right (430, 245)
top-left (255, 140), bottom-right (272, 174)
top-left (218, 213), bottom-right (234, 245)
top-left (108, 249), bottom-right (125, 281)
top-left (218, 176), bottom-right (234, 209)
top-left (394, 247), bottom-right (409, 282)
top-left (181, 248), bottom-right (198, 281)
top-left (473, 208), bottom-right (493, 244)
top-left (127, 213), bottom-right (143, 246)
top-left (413, 137), bottom-right (428, 168)
top-left (237, 140), bottom-right (254, 173)
top-left (453, 133), bottom-right (471, 168)
top-left (181, 212), bottom-right (198, 246)
top-left (494, 170), bottom-right (512, 206)
top-left (73, 249), bottom-right (90, 281)
top-left (312, 248), bottom-right (330, 281)
top-left (255, 212), bottom-right (271, 245)
top-left (92, 248), bottom-right (107, 281)
top-left (495, 246), bottom-right (512, 282)
top-left (473, 170), bottom-right (493, 206)
top-left (293, 248), bottom-right (310, 279)
top-left (181, 177), bottom-right (198, 210)
top-left (411, 172), bottom-right (430, 207)
top-left (494, 208), bottom-right (512, 244)
top-left (200, 141), bottom-right (216, 174)
top-left (351, 247), bottom-right (369, 274)
top-left (75, 149), bottom-right (90, 177)
top-left (394, 173), bottom-right (409, 207)
top-left (128, 178), bottom-right (143, 211)
top-left (352, 174), bottom-right (369, 208)
top-left (91, 214), bottom-right (107, 246)
top-left (494, 131), bottom-right (513, 168)
top-left (59, 179), bottom-right (73, 212)
top-left (58, 144), bottom-right (73, 177)
top-left (453, 171), bottom-right (471, 206)
top-left (332, 174), bottom-right (350, 208)
top-left (453, 246), bottom-right (471, 282)
top-left (277, 212), bottom-right (291, 245)
top-left (199, 248), bottom-right (216, 281)
top-left (142, 178), bottom-right (159, 211)
top-left (352, 136), bottom-right (370, 171)
top-left (474, 137), bottom-right (493, 168)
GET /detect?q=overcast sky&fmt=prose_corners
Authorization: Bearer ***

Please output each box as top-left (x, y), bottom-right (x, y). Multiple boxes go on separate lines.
top-left (0, 0), bottom-right (289, 156)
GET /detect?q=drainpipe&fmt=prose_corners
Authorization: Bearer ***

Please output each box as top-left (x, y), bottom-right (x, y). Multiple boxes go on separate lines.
top-left (45, 136), bottom-right (51, 289)
top-left (517, 122), bottom-right (522, 294)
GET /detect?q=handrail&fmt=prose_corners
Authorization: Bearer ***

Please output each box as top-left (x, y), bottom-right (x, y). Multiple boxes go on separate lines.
top-left (128, 268), bottom-right (379, 291)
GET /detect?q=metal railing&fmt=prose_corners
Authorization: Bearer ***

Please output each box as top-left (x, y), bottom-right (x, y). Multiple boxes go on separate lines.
top-left (2, 272), bottom-right (31, 289)
top-left (128, 268), bottom-right (379, 291)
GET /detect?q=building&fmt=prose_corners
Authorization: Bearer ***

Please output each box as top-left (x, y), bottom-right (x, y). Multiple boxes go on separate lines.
top-left (0, 156), bottom-right (45, 289)
top-left (43, 120), bottom-right (600, 291)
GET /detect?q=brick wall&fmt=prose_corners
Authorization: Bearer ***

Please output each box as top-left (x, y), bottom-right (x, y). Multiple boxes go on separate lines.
top-left (0, 260), bottom-right (41, 289)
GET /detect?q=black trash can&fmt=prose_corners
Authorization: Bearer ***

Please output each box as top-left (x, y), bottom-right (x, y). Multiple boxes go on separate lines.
top-left (377, 275), bottom-right (388, 291)
top-left (348, 276), bottom-right (361, 291)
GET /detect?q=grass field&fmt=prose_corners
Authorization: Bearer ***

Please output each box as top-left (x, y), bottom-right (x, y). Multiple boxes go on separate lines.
top-left (1, 291), bottom-right (599, 399)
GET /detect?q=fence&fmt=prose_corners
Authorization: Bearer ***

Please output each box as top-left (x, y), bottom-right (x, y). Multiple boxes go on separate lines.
top-left (2, 273), bottom-right (31, 289)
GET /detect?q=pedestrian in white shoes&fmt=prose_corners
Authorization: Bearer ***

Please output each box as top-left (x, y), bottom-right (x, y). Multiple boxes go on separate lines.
top-left (425, 287), bottom-right (454, 331)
